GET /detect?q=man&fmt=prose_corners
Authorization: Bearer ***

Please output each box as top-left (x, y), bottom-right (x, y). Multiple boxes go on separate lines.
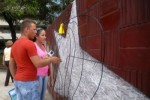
top-left (3, 40), bottom-right (13, 86)
top-left (9, 19), bottom-right (61, 100)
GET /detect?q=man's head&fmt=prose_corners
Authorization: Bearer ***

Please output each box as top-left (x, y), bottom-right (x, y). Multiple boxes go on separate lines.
top-left (20, 19), bottom-right (37, 40)
top-left (6, 40), bottom-right (13, 48)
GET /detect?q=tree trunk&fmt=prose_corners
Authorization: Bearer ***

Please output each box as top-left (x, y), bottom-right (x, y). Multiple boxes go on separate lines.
top-left (9, 21), bottom-right (16, 42)
top-left (2, 12), bottom-right (16, 43)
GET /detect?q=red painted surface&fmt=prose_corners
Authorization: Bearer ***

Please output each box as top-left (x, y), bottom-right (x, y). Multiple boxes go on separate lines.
top-left (47, 0), bottom-right (150, 98)
top-left (46, 4), bottom-right (72, 100)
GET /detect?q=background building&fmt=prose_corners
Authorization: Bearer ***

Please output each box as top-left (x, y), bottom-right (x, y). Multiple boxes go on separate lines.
top-left (0, 20), bottom-right (21, 54)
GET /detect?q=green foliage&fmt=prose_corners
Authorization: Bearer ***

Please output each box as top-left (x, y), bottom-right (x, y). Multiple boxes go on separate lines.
top-left (0, 0), bottom-right (73, 24)
top-left (0, 0), bottom-right (73, 42)
top-left (46, 0), bottom-right (73, 23)
top-left (1, 0), bottom-right (39, 20)
top-left (0, 0), bottom-right (5, 11)
top-left (65, 0), bottom-right (74, 7)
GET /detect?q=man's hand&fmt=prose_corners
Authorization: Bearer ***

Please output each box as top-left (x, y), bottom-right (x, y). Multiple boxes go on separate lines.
top-left (42, 55), bottom-right (49, 59)
top-left (43, 56), bottom-right (61, 64)
top-left (30, 55), bottom-right (61, 67)
top-left (49, 56), bottom-right (61, 64)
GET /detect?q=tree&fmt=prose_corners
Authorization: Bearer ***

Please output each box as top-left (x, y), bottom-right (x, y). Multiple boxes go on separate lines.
top-left (38, 0), bottom-right (73, 24)
top-left (0, 0), bottom-right (73, 42)
top-left (0, 0), bottom-right (39, 42)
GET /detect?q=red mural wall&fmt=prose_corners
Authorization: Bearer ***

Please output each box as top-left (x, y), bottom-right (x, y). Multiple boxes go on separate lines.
top-left (76, 0), bottom-right (150, 97)
top-left (47, 0), bottom-right (150, 98)
top-left (46, 4), bottom-right (72, 100)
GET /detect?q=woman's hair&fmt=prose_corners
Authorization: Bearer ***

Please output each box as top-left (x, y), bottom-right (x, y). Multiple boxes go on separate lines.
top-left (36, 28), bottom-right (44, 36)
top-left (32, 28), bottom-right (44, 42)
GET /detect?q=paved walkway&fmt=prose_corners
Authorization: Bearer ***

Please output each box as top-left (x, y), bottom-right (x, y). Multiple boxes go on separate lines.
top-left (0, 69), bottom-right (53, 100)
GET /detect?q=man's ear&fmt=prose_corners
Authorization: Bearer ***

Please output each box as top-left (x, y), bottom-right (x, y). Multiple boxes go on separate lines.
top-left (24, 27), bottom-right (28, 32)
top-left (27, 27), bottom-right (30, 30)
top-left (23, 27), bottom-right (30, 36)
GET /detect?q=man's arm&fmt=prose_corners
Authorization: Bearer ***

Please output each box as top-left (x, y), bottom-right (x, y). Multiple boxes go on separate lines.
top-left (9, 58), bottom-right (16, 78)
top-left (30, 55), bottom-right (61, 68)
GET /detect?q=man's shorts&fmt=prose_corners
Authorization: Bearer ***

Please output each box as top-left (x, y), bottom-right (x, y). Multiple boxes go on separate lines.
top-left (14, 80), bottom-right (40, 100)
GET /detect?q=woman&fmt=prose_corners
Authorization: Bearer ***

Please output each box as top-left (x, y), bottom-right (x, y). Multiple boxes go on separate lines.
top-left (34, 28), bottom-right (50, 100)
top-left (3, 40), bottom-right (13, 86)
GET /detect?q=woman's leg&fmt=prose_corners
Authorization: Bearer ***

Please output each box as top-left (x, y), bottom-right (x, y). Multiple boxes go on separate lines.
top-left (37, 76), bottom-right (47, 100)
top-left (4, 61), bottom-right (10, 86)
